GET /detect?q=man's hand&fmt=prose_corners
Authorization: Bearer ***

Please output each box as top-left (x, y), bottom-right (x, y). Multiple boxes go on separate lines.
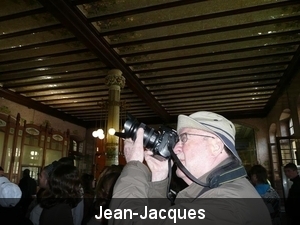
top-left (123, 128), bottom-right (144, 163)
top-left (144, 150), bottom-right (169, 182)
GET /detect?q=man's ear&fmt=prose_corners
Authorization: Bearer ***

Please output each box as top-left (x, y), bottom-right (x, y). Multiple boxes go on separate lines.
top-left (211, 138), bottom-right (223, 155)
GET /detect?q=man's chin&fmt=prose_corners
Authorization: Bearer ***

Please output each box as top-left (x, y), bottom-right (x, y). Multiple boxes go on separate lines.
top-left (176, 168), bottom-right (185, 179)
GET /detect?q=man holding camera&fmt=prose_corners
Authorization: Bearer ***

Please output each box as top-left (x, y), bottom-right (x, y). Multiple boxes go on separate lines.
top-left (109, 111), bottom-right (271, 225)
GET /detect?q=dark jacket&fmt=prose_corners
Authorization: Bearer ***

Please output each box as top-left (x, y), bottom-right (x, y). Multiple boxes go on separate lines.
top-left (19, 176), bottom-right (37, 200)
top-left (0, 206), bottom-right (33, 225)
top-left (18, 176), bottom-right (37, 215)
top-left (285, 175), bottom-right (300, 223)
top-left (109, 159), bottom-right (272, 225)
top-left (40, 203), bottom-right (74, 225)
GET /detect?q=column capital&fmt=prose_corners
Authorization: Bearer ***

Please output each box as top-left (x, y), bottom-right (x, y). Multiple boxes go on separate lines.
top-left (105, 69), bottom-right (125, 88)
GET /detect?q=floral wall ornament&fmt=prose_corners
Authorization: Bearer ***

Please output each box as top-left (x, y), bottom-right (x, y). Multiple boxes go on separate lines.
top-left (0, 105), bottom-right (11, 115)
top-left (0, 119), bottom-right (6, 127)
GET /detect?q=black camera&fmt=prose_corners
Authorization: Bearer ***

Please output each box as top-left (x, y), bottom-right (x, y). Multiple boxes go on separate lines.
top-left (114, 114), bottom-right (178, 161)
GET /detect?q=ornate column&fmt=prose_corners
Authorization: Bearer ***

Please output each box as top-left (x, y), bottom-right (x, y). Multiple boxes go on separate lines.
top-left (104, 69), bottom-right (125, 166)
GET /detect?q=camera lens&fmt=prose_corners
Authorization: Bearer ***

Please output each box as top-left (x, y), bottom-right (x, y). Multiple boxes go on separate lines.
top-left (142, 125), bottom-right (159, 150)
top-left (123, 116), bottom-right (140, 140)
top-left (115, 114), bottom-right (178, 161)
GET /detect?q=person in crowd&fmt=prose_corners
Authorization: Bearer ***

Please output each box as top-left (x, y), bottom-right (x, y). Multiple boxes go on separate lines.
top-left (0, 166), bottom-right (4, 177)
top-left (39, 163), bottom-right (82, 225)
top-left (29, 161), bottom-right (61, 225)
top-left (0, 176), bottom-right (33, 225)
top-left (29, 158), bottom-right (84, 225)
top-left (283, 162), bottom-right (300, 225)
top-left (109, 111), bottom-right (272, 225)
top-left (81, 173), bottom-right (95, 224)
top-left (82, 165), bottom-right (123, 225)
top-left (248, 164), bottom-right (281, 225)
top-left (58, 156), bottom-right (84, 225)
top-left (18, 169), bottom-right (38, 216)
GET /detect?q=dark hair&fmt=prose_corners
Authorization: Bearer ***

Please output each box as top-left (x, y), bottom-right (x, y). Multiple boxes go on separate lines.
top-left (43, 161), bottom-right (60, 178)
top-left (58, 157), bottom-right (74, 166)
top-left (284, 162), bottom-right (298, 171)
top-left (248, 165), bottom-right (268, 184)
top-left (95, 165), bottom-right (123, 208)
top-left (0, 166), bottom-right (4, 171)
top-left (80, 165), bottom-right (122, 225)
top-left (40, 164), bottom-right (82, 209)
top-left (81, 173), bottom-right (94, 195)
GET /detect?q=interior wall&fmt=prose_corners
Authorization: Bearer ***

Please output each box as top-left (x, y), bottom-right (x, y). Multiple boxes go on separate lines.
top-left (232, 117), bottom-right (269, 168)
top-left (267, 69), bottom-right (300, 137)
top-left (0, 98), bottom-right (86, 139)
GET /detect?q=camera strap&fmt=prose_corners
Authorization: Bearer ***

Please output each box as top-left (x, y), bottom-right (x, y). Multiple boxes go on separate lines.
top-left (169, 148), bottom-right (247, 190)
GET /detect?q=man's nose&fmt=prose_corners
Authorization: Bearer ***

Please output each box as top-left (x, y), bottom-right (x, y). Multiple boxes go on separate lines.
top-left (173, 142), bottom-right (182, 154)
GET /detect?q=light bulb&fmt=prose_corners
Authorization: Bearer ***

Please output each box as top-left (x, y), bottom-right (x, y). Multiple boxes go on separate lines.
top-left (108, 128), bottom-right (116, 135)
top-left (97, 128), bottom-right (104, 134)
top-left (92, 130), bottom-right (98, 137)
top-left (98, 133), bottom-right (105, 139)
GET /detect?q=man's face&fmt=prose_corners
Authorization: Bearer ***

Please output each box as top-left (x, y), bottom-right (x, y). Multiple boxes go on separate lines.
top-left (0, 170), bottom-right (4, 176)
top-left (284, 168), bottom-right (298, 179)
top-left (173, 128), bottom-right (223, 185)
top-left (39, 170), bottom-right (48, 188)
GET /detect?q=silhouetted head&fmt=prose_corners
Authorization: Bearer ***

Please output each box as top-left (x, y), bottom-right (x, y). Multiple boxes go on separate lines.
top-left (248, 165), bottom-right (268, 185)
top-left (58, 157), bottom-right (74, 166)
top-left (23, 169), bottom-right (30, 177)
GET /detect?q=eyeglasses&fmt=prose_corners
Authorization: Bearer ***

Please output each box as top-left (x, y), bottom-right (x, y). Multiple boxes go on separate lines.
top-left (179, 133), bottom-right (215, 143)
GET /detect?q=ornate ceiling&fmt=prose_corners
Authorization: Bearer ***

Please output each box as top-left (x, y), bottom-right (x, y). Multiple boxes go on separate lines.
top-left (0, 0), bottom-right (300, 129)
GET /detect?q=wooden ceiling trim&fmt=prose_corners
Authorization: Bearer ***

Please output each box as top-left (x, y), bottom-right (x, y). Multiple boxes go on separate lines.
top-left (85, 0), bottom-right (205, 21)
top-left (0, 67), bottom-right (107, 83)
top-left (135, 61), bottom-right (289, 77)
top-left (0, 49), bottom-right (90, 65)
top-left (32, 91), bottom-right (110, 101)
top-left (143, 69), bottom-right (284, 83)
top-left (126, 42), bottom-right (300, 66)
top-left (17, 82), bottom-right (109, 95)
top-left (119, 30), bottom-right (300, 57)
top-left (133, 55), bottom-right (291, 74)
top-left (0, 24), bottom-right (63, 40)
top-left (148, 80), bottom-right (280, 92)
top-left (144, 73), bottom-right (283, 87)
top-left (110, 16), bottom-right (300, 47)
top-left (160, 92), bottom-right (277, 102)
top-left (130, 52), bottom-right (294, 71)
top-left (139, 63), bottom-right (287, 80)
top-left (0, 7), bottom-right (46, 22)
top-left (0, 37), bottom-right (77, 54)
top-left (156, 88), bottom-right (275, 99)
top-left (8, 78), bottom-right (107, 93)
top-left (0, 58), bottom-right (102, 76)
